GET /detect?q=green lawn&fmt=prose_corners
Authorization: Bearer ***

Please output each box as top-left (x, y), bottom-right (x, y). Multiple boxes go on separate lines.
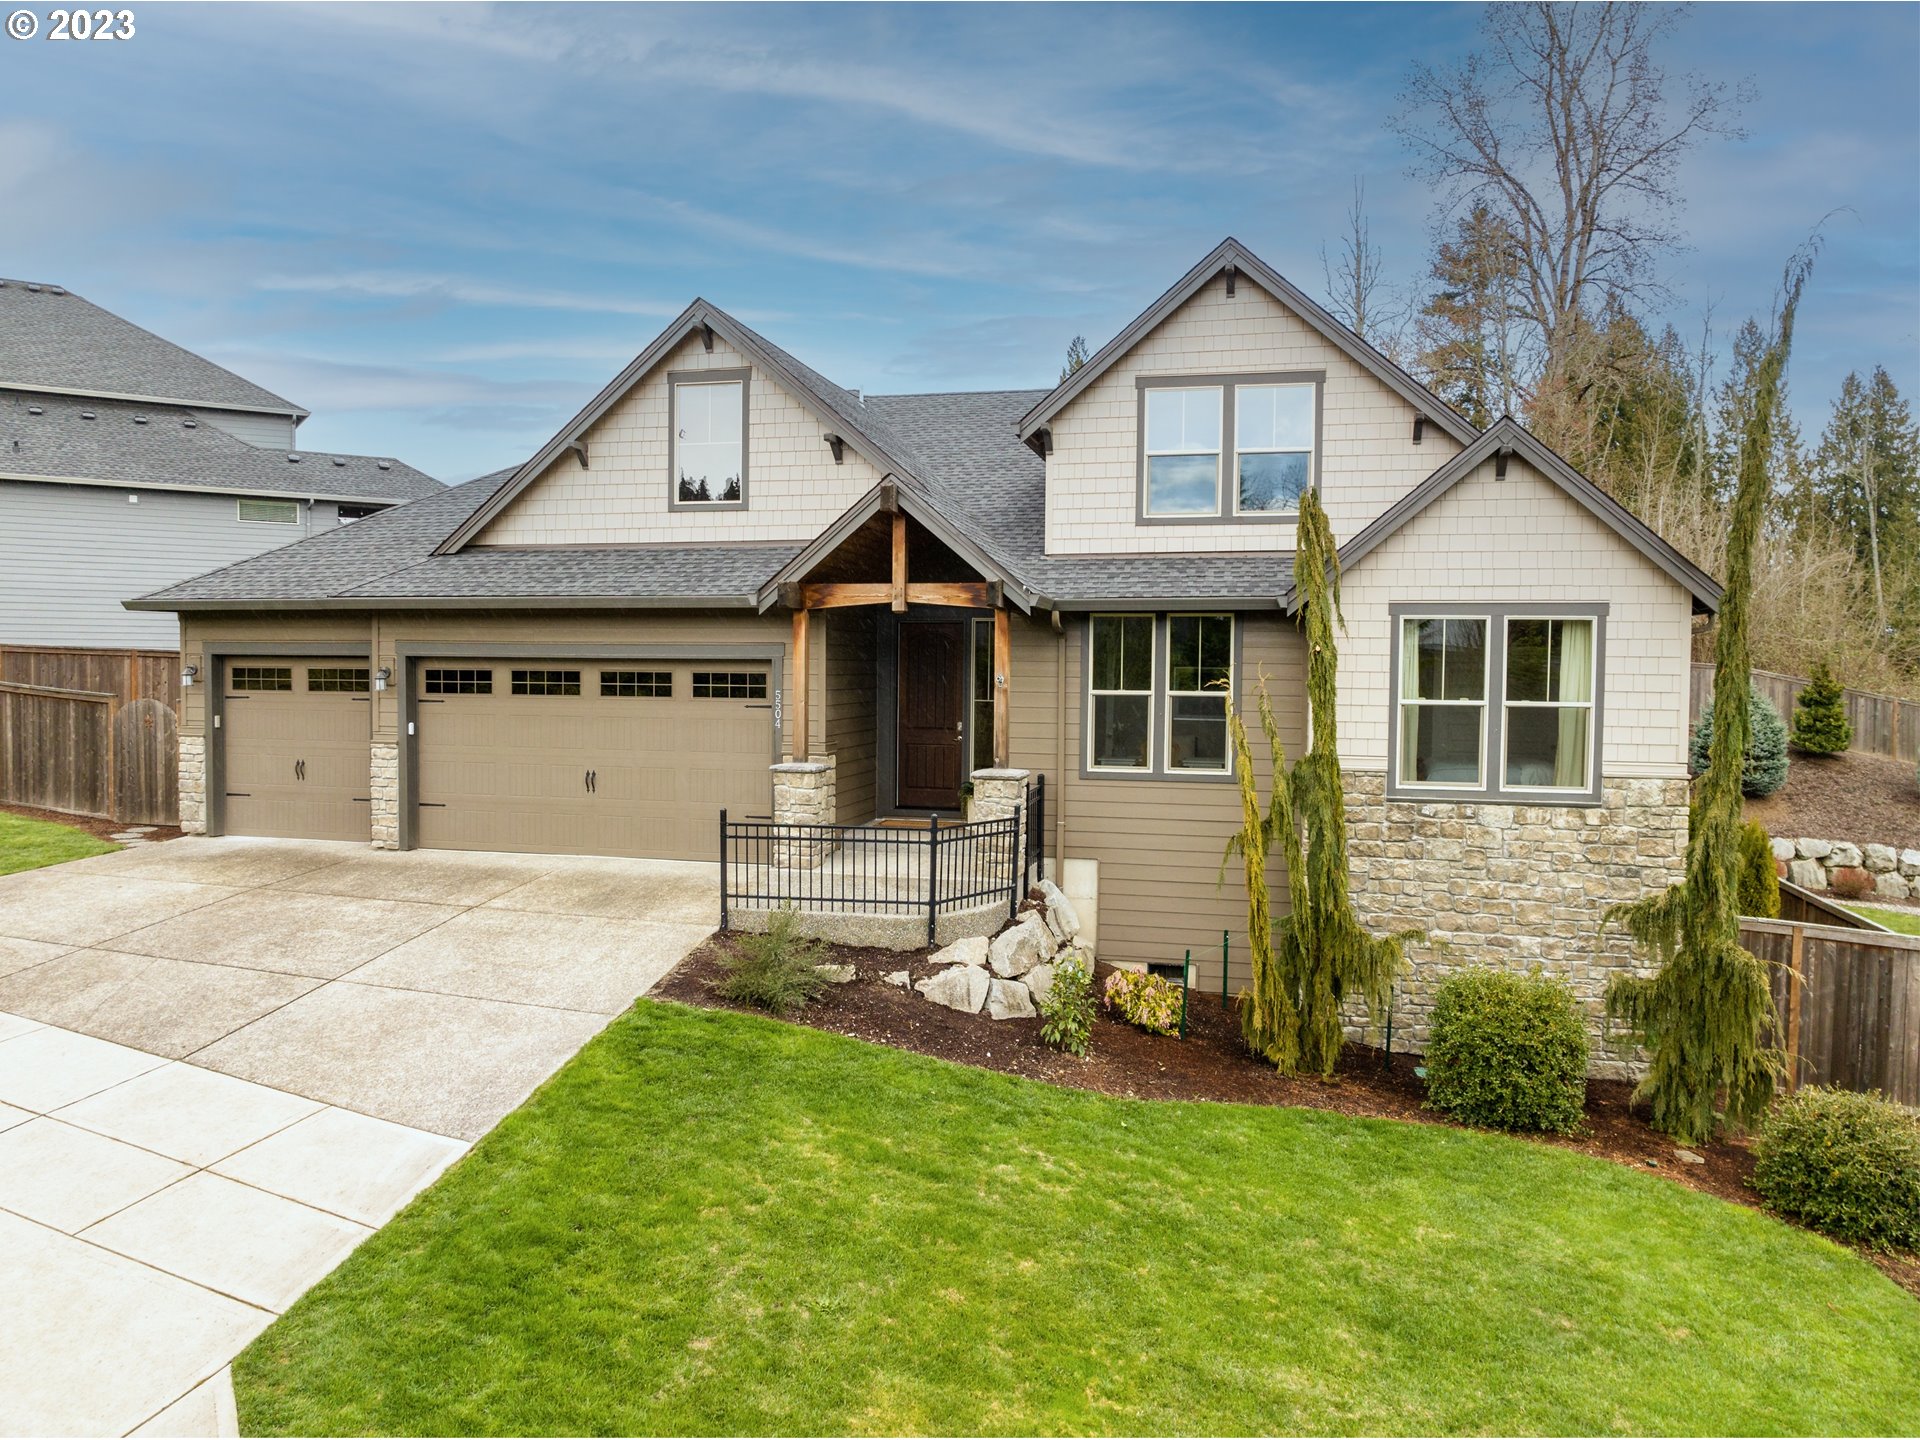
top-left (0, 811), bottom-right (117, 877)
top-left (237, 1003), bottom-right (1920, 1437)
top-left (1848, 903), bottom-right (1920, 935)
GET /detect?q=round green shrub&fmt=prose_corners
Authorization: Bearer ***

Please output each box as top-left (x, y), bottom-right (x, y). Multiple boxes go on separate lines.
top-left (1691, 683), bottom-right (1790, 797)
top-left (1424, 967), bottom-right (1589, 1134)
top-left (1737, 820), bottom-right (1782, 918)
top-left (1753, 1087), bottom-right (1920, 1251)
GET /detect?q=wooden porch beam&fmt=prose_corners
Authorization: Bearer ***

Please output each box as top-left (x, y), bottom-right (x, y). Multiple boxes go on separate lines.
top-left (992, 606), bottom-right (1010, 767)
top-left (789, 606), bottom-right (810, 762)
top-left (890, 510), bottom-right (908, 613)
top-left (795, 580), bottom-right (994, 611)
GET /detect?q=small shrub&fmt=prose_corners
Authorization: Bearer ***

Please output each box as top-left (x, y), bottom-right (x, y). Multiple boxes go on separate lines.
top-left (714, 908), bottom-right (828, 1017)
top-left (1737, 820), bottom-right (1782, 918)
top-left (1038, 953), bottom-right (1096, 1056)
top-left (1790, 661), bottom-right (1852, 755)
top-left (1752, 1087), bottom-right (1920, 1250)
top-left (1691, 684), bottom-right (1790, 797)
top-left (1424, 967), bottom-right (1589, 1134)
top-left (1103, 968), bottom-right (1181, 1036)
top-left (1829, 866), bottom-right (1873, 900)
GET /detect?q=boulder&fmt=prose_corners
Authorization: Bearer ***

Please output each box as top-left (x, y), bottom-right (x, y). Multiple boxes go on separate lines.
top-left (916, 965), bottom-right (989, 1013)
top-left (1787, 859), bottom-right (1828, 891)
top-left (1874, 872), bottom-right (1911, 902)
top-left (1864, 843), bottom-right (1898, 873)
top-left (815, 963), bottom-right (857, 984)
top-left (1902, 849), bottom-right (1920, 880)
top-left (989, 915), bottom-right (1053, 977)
top-left (929, 935), bottom-right (989, 968)
top-left (1796, 838), bottom-right (1833, 860)
top-left (985, 977), bottom-right (1036, 1020)
top-left (1674, 1148), bottom-right (1707, 1166)
top-left (883, 970), bottom-right (911, 989)
top-left (1038, 878), bottom-right (1082, 942)
top-left (1024, 962), bottom-right (1056, 1006)
top-left (1828, 841), bottom-right (1863, 869)
top-left (1770, 837), bottom-right (1796, 863)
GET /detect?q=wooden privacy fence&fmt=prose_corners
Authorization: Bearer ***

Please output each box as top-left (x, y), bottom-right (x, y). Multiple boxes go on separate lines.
top-left (0, 645), bottom-right (180, 825)
top-left (1691, 663), bottom-right (1920, 764)
top-left (1740, 915), bottom-right (1920, 1108)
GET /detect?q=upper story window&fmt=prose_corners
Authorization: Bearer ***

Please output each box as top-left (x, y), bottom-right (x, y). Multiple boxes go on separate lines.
top-left (1137, 372), bottom-right (1320, 524)
top-left (670, 370), bottom-right (748, 508)
top-left (1390, 604), bottom-right (1604, 803)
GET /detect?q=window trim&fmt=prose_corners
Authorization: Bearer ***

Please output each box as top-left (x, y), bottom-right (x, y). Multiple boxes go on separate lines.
top-left (666, 367), bottom-right (751, 511)
top-left (1164, 611), bottom-right (1236, 776)
top-left (1392, 614), bottom-right (1491, 792)
top-left (1135, 371), bottom-right (1323, 526)
top-left (1081, 613), bottom-right (1241, 782)
top-left (1232, 380), bottom-right (1319, 519)
top-left (1140, 384), bottom-right (1223, 519)
top-left (1386, 602), bottom-right (1608, 806)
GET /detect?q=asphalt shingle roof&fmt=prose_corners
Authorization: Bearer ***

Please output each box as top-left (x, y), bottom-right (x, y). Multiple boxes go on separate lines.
top-left (0, 279), bottom-right (304, 415)
top-left (2, 392), bottom-right (442, 503)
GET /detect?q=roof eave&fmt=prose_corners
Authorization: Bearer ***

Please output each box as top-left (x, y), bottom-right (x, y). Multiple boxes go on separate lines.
top-left (124, 592), bottom-right (766, 614)
top-left (0, 379), bottom-right (308, 420)
top-left (0, 471), bottom-right (415, 506)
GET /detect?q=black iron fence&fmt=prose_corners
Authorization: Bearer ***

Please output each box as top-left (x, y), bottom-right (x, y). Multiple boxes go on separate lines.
top-left (720, 774), bottom-right (1047, 946)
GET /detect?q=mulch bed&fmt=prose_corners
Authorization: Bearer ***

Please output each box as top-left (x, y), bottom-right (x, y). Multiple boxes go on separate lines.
top-left (0, 801), bottom-right (183, 845)
top-left (1746, 749), bottom-right (1920, 851)
top-left (658, 931), bottom-right (1920, 1300)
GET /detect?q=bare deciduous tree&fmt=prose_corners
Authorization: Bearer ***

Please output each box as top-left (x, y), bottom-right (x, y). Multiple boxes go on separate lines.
top-left (1320, 178), bottom-right (1408, 358)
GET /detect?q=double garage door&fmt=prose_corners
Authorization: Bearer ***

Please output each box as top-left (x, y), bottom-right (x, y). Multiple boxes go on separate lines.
top-left (220, 656), bottom-right (774, 861)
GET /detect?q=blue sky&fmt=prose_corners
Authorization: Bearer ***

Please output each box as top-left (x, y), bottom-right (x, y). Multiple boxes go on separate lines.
top-left (2, 2), bottom-right (1914, 481)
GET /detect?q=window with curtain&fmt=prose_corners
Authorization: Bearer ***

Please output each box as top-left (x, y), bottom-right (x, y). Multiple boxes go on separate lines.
top-left (673, 379), bottom-right (745, 504)
top-left (1088, 614), bottom-right (1154, 770)
top-left (1235, 383), bottom-right (1314, 514)
top-left (1167, 614), bottom-right (1233, 771)
top-left (1143, 386), bottom-right (1221, 516)
top-left (1503, 618), bottom-right (1595, 789)
top-left (1398, 617), bottom-right (1487, 786)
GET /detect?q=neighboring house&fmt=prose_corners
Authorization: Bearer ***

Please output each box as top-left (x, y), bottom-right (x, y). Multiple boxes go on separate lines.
top-left (130, 239), bottom-right (1718, 1052)
top-left (0, 278), bottom-right (441, 649)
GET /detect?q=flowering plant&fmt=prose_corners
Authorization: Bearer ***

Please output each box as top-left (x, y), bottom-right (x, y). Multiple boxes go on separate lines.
top-left (1103, 968), bottom-right (1181, 1036)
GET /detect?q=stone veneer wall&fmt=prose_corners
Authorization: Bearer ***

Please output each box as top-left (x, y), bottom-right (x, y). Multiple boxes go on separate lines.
top-left (370, 742), bottom-right (400, 850)
top-left (1344, 772), bottom-right (1690, 1077)
top-left (177, 734), bottom-right (206, 834)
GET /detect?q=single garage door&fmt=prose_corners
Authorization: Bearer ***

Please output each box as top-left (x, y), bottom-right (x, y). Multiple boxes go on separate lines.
top-left (413, 661), bottom-right (774, 861)
top-left (222, 658), bottom-right (372, 841)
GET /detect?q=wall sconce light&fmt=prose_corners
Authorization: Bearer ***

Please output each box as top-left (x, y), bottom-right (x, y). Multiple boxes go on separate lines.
top-left (181, 665), bottom-right (199, 687)
top-left (374, 666), bottom-right (392, 692)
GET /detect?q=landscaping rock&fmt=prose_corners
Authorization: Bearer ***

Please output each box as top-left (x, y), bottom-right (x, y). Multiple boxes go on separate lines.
top-left (985, 977), bottom-right (1036, 1020)
top-left (1864, 843), bottom-right (1898, 873)
top-left (1788, 859), bottom-right (1828, 891)
top-left (1874, 872), bottom-right (1911, 902)
top-left (1902, 849), bottom-right (1920, 880)
top-left (1828, 841), bottom-right (1863, 869)
top-left (1024, 962), bottom-right (1055, 1006)
top-left (1675, 1148), bottom-right (1706, 1166)
top-left (929, 936), bottom-right (989, 968)
top-left (916, 965), bottom-right (989, 1014)
top-left (883, 970), bottom-right (911, 988)
top-left (1796, 838), bottom-right (1833, 860)
top-left (989, 915), bottom-right (1053, 977)
top-left (815, 963), bottom-right (857, 984)
top-left (1770, 837), bottom-right (1796, 863)
top-left (1038, 878), bottom-right (1082, 942)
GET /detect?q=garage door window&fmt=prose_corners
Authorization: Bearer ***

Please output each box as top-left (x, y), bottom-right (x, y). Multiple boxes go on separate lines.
top-left (602, 670), bottom-right (673, 697)
top-left (692, 671), bottom-right (766, 700)
top-left (425, 668), bottom-right (492, 695)
top-left (308, 668), bottom-right (370, 693)
top-left (230, 666), bottom-right (292, 691)
top-left (511, 669), bottom-right (582, 696)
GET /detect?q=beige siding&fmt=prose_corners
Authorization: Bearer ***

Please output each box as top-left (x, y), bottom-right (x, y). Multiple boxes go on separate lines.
top-left (1335, 455), bottom-right (1696, 778)
top-left (179, 613), bottom-right (371, 737)
top-left (824, 608), bottom-right (877, 821)
top-left (1007, 610), bottom-right (1304, 985)
top-left (475, 333), bottom-right (884, 547)
top-left (1044, 273), bottom-right (1462, 554)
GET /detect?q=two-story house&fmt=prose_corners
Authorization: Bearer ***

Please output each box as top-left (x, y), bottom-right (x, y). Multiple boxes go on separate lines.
top-left (0, 278), bottom-right (442, 650)
top-left (130, 239), bottom-right (1717, 1049)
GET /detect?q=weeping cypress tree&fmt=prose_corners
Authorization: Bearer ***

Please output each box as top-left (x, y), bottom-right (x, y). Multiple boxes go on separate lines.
top-left (1225, 489), bottom-right (1422, 1075)
top-left (1604, 253), bottom-right (1815, 1143)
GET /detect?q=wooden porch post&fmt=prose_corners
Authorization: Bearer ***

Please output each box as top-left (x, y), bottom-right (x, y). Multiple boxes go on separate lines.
top-left (992, 606), bottom-right (1010, 767)
top-left (890, 510), bottom-right (908, 613)
top-left (790, 604), bottom-right (810, 762)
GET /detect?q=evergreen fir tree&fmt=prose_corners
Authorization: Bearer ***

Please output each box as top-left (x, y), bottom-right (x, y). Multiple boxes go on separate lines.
top-left (1604, 252), bottom-right (1814, 1145)
top-left (1224, 489), bottom-right (1423, 1075)
top-left (1789, 661), bottom-right (1852, 755)
top-left (1059, 335), bottom-right (1090, 383)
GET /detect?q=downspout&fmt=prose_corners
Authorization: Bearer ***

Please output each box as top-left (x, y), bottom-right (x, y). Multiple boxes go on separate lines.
top-left (1052, 606), bottom-right (1066, 875)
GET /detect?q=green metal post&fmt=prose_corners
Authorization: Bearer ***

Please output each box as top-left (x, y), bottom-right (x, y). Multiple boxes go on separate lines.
top-left (1221, 929), bottom-right (1229, 1003)
top-left (1179, 948), bottom-right (1191, 1038)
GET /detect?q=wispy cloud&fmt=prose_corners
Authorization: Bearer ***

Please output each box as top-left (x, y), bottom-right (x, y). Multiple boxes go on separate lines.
top-left (252, 271), bottom-right (683, 317)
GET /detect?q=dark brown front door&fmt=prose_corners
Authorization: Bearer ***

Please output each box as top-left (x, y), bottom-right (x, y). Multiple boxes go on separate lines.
top-left (898, 621), bottom-right (965, 810)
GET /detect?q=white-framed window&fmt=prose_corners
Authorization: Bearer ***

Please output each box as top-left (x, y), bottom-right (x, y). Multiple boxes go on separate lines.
top-left (1087, 614), bottom-right (1155, 771)
top-left (1234, 383), bottom-right (1315, 515)
top-left (1396, 616), bottom-right (1489, 788)
top-left (1166, 613), bottom-right (1233, 772)
top-left (236, 497), bottom-right (298, 524)
top-left (672, 377), bottom-right (745, 505)
top-left (1143, 386), bottom-right (1222, 516)
top-left (1501, 617), bottom-right (1596, 791)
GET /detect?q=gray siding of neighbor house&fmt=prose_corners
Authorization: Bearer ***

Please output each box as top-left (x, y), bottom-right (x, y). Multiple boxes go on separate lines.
top-left (0, 478), bottom-right (346, 649)
top-left (192, 408), bottom-right (299, 450)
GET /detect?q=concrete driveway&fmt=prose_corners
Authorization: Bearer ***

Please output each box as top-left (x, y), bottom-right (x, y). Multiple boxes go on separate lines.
top-left (0, 837), bottom-right (717, 1437)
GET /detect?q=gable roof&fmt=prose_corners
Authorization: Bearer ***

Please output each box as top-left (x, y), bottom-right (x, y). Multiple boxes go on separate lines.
top-left (1285, 417), bottom-right (1723, 615)
top-left (1, 391), bottom-right (440, 504)
top-left (0, 278), bottom-right (306, 418)
top-left (434, 300), bottom-right (939, 555)
top-left (1016, 237), bottom-right (1477, 451)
